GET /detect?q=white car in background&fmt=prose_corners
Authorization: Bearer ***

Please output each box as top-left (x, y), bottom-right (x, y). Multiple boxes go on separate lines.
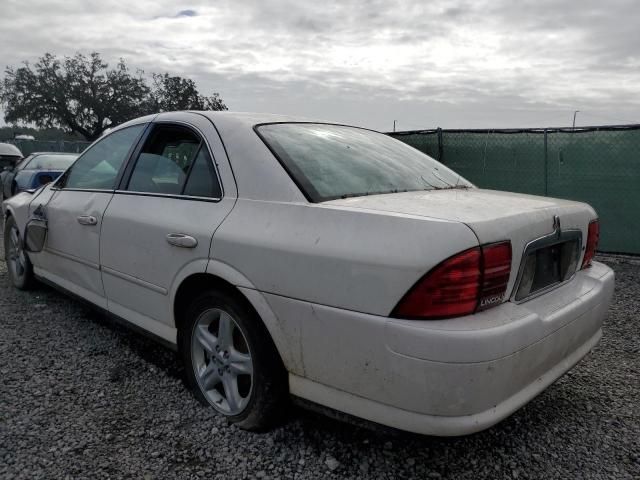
top-left (0, 143), bottom-right (24, 198)
top-left (2, 112), bottom-right (614, 435)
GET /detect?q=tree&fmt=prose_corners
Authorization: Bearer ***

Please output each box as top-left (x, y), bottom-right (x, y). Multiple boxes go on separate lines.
top-left (0, 53), bottom-right (228, 141)
top-left (148, 73), bottom-right (227, 112)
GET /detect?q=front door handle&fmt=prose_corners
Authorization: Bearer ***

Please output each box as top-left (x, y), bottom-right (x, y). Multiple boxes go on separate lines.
top-left (166, 233), bottom-right (198, 248)
top-left (77, 215), bottom-right (97, 226)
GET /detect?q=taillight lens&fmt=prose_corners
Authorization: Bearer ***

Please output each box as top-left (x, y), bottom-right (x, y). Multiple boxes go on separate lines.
top-left (581, 220), bottom-right (599, 269)
top-left (478, 242), bottom-right (512, 311)
top-left (391, 241), bottom-right (512, 320)
top-left (391, 247), bottom-right (481, 319)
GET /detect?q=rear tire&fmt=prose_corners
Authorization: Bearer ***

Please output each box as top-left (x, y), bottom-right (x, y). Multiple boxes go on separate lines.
top-left (179, 289), bottom-right (288, 431)
top-left (3, 215), bottom-right (35, 290)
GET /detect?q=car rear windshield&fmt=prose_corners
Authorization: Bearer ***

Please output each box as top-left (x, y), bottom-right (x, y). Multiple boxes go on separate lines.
top-left (256, 123), bottom-right (471, 202)
top-left (24, 154), bottom-right (77, 170)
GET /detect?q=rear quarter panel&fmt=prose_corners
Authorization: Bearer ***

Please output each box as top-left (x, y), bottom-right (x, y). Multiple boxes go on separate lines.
top-left (211, 198), bottom-right (479, 316)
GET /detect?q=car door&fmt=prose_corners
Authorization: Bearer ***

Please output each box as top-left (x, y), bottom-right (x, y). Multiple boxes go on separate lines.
top-left (34, 123), bottom-right (147, 308)
top-left (99, 113), bottom-right (236, 341)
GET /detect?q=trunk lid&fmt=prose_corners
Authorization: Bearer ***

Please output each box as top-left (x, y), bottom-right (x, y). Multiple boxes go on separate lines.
top-left (325, 188), bottom-right (596, 301)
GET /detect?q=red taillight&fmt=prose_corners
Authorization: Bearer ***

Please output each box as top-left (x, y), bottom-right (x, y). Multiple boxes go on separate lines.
top-left (391, 241), bottom-right (512, 320)
top-left (581, 220), bottom-right (599, 269)
top-left (477, 242), bottom-right (512, 311)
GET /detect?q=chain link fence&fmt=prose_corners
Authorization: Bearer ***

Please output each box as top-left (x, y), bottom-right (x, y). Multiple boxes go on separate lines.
top-left (3, 129), bottom-right (637, 254)
top-left (6, 139), bottom-right (90, 156)
top-left (390, 125), bottom-right (640, 254)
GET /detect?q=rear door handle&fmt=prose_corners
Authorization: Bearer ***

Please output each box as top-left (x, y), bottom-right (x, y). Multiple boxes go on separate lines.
top-left (77, 215), bottom-right (97, 226)
top-left (166, 233), bottom-right (198, 248)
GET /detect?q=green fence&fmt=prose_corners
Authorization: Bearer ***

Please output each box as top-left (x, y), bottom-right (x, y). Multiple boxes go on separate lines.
top-left (390, 126), bottom-right (640, 254)
top-left (7, 139), bottom-right (90, 156)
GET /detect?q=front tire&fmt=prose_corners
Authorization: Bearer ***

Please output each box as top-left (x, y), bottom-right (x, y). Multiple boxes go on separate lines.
top-left (3, 215), bottom-right (35, 290)
top-left (179, 289), bottom-right (288, 431)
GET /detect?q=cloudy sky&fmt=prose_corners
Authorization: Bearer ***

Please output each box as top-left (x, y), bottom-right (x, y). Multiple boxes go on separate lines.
top-left (1, 0), bottom-right (639, 130)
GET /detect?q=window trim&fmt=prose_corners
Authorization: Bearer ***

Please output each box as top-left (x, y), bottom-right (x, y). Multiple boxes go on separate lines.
top-left (112, 190), bottom-right (224, 203)
top-left (117, 120), bottom-right (223, 202)
top-left (52, 123), bottom-right (149, 192)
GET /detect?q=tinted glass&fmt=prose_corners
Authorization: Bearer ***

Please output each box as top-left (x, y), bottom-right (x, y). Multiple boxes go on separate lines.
top-left (127, 125), bottom-right (200, 195)
top-left (24, 154), bottom-right (77, 170)
top-left (257, 123), bottom-right (471, 202)
top-left (183, 147), bottom-right (221, 198)
top-left (64, 125), bottom-right (144, 190)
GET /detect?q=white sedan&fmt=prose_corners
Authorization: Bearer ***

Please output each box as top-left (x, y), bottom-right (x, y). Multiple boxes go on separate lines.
top-left (2, 112), bottom-right (614, 435)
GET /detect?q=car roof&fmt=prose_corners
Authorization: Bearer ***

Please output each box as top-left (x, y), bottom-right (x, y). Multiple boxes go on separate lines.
top-left (195, 111), bottom-right (373, 132)
top-left (195, 111), bottom-right (316, 128)
top-left (0, 142), bottom-right (23, 156)
top-left (114, 111), bottom-right (369, 134)
top-left (28, 152), bottom-right (79, 156)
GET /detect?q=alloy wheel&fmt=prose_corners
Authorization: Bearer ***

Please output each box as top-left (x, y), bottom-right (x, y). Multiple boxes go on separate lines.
top-left (7, 224), bottom-right (27, 282)
top-left (190, 308), bottom-right (254, 415)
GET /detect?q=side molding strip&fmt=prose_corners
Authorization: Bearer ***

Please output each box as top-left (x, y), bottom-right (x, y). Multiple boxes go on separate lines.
top-left (45, 247), bottom-right (100, 270)
top-left (102, 266), bottom-right (168, 295)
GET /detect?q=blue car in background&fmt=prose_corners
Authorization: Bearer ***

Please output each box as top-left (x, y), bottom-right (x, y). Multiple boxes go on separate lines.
top-left (1, 152), bottom-right (78, 200)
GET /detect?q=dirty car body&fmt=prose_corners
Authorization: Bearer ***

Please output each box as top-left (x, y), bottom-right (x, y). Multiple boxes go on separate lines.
top-left (2, 112), bottom-right (614, 436)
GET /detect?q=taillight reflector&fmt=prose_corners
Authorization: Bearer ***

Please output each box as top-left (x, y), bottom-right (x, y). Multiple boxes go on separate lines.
top-left (581, 220), bottom-right (599, 269)
top-left (391, 241), bottom-right (512, 320)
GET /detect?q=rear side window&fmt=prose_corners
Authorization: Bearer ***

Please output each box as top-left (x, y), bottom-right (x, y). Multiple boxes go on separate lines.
top-left (63, 125), bottom-right (144, 190)
top-left (126, 124), bottom-right (220, 198)
top-left (256, 123), bottom-right (470, 202)
top-left (183, 148), bottom-right (222, 198)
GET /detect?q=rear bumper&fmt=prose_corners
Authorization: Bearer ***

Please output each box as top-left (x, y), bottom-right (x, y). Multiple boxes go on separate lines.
top-left (290, 328), bottom-right (602, 436)
top-left (281, 261), bottom-right (615, 436)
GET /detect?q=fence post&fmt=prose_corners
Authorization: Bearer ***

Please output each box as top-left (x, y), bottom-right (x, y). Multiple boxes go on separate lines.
top-left (437, 127), bottom-right (443, 162)
top-left (543, 129), bottom-right (548, 195)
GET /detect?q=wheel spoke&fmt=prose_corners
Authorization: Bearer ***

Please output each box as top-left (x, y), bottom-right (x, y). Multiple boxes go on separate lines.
top-left (222, 375), bottom-right (241, 412)
top-left (17, 251), bottom-right (26, 270)
top-left (7, 226), bottom-right (25, 278)
top-left (217, 312), bottom-right (234, 349)
top-left (229, 349), bottom-right (253, 376)
top-left (199, 362), bottom-right (221, 391)
top-left (195, 324), bottom-right (219, 354)
top-left (10, 228), bottom-right (20, 249)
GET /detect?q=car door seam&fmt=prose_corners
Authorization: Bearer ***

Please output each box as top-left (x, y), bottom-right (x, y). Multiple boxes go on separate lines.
top-left (99, 191), bottom-right (118, 298)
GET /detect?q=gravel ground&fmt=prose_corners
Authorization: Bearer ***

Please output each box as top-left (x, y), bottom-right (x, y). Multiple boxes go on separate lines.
top-left (0, 220), bottom-right (638, 480)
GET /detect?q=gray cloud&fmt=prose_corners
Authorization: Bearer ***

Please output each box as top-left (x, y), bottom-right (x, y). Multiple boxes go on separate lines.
top-left (175, 9), bottom-right (197, 18)
top-left (1, 0), bottom-right (639, 130)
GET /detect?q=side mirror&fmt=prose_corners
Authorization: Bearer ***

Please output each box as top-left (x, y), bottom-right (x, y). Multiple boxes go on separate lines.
top-left (24, 218), bottom-right (47, 253)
